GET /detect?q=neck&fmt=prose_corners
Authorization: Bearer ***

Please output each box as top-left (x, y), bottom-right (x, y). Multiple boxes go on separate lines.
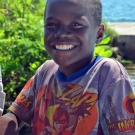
top-left (59, 56), bottom-right (95, 77)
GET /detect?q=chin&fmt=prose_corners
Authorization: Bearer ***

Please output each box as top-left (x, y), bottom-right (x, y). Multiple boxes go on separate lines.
top-left (56, 62), bottom-right (70, 68)
top-left (53, 58), bottom-right (71, 67)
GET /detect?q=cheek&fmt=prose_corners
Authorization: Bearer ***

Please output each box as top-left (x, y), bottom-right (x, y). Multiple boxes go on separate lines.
top-left (76, 29), bottom-right (91, 43)
top-left (44, 29), bottom-right (54, 41)
top-left (44, 32), bottom-right (49, 43)
top-left (86, 31), bottom-right (97, 45)
top-left (44, 31), bottom-right (53, 50)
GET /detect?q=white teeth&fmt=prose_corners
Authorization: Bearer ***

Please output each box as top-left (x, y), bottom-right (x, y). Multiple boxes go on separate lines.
top-left (55, 45), bottom-right (75, 50)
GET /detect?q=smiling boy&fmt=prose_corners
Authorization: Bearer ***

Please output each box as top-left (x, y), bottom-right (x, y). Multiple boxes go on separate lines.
top-left (44, 0), bottom-right (103, 76)
top-left (0, 0), bottom-right (135, 135)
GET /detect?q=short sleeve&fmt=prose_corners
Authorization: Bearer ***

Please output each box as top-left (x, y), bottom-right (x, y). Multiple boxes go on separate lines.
top-left (9, 76), bottom-right (35, 125)
top-left (9, 60), bottom-right (58, 125)
top-left (98, 59), bottom-right (135, 135)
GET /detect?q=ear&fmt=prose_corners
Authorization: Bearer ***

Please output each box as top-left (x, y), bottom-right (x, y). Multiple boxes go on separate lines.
top-left (95, 24), bottom-right (104, 44)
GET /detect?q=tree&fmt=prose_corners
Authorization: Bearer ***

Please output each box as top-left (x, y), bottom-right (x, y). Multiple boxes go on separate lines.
top-left (0, 0), bottom-right (50, 109)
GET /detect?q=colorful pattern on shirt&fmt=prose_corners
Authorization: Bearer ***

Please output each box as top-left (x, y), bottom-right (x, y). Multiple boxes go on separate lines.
top-left (9, 57), bottom-right (135, 135)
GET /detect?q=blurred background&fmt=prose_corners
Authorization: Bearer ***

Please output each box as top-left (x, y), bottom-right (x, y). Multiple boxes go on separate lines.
top-left (0, 0), bottom-right (135, 134)
top-left (101, 0), bottom-right (135, 22)
top-left (101, 0), bottom-right (135, 91)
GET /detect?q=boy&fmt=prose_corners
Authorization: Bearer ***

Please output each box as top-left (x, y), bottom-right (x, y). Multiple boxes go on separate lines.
top-left (0, 0), bottom-right (135, 135)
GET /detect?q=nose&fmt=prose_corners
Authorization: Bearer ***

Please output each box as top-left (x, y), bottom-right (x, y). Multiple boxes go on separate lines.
top-left (54, 26), bottom-right (72, 38)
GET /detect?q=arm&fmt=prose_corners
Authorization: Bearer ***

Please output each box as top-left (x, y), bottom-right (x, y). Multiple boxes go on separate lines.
top-left (0, 112), bottom-right (18, 135)
top-left (0, 77), bottom-right (34, 135)
top-left (98, 59), bottom-right (135, 134)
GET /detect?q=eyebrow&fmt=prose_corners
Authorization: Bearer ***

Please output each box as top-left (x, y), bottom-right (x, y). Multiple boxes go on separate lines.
top-left (45, 15), bottom-right (89, 22)
top-left (45, 16), bottom-right (57, 21)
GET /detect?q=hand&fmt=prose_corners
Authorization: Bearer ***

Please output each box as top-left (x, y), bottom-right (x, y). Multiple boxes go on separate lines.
top-left (0, 113), bottom-right (18, 135)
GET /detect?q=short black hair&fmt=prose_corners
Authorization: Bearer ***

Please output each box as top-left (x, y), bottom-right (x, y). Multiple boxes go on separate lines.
top-left (46, 0), bottom-right (102, 26)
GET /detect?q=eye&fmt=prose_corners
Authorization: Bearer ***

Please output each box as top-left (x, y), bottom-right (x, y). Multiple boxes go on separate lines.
top-left (45, 22), bottom-right (57, 29)
top-left (70, 22), bottom-right (83, 28)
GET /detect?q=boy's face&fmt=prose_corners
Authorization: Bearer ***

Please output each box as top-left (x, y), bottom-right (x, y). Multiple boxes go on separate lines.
top-left (44, 0), bottom-right (103, 74)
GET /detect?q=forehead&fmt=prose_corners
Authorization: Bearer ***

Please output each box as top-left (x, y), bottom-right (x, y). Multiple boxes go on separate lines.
top-left (45, 1), bottom-right (90, 20)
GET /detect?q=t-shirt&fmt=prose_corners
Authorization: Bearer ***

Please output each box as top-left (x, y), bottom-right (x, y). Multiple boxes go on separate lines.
top-left (9, 57), bottom-right (135, 135)
top-left (0, 67), bottom-right (5, 116)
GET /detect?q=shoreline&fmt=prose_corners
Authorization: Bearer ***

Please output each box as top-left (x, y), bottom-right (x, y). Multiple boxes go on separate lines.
top-left (107, 22), bottom-right (135, 61)
top-left (107, 22), bottom-right (135, 35)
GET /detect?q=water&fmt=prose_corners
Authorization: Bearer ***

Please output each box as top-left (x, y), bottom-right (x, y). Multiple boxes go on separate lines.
top-left (101, 0), bottom-right (135, 22)
top-left (127, 70), bottom-right (135, 90)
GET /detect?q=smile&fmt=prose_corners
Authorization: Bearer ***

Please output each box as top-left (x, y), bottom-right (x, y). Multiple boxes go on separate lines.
top-left (55, 45), bottom-right (75, 50)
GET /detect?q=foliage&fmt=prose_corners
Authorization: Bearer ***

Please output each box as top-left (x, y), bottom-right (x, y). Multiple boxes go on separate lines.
top-left (94, 31), bottom-right (112, 57)
top-left (0, 0), bottom-right (50, 102)
top-left (94, 20), bottom-right (119, 57)
top-left (120, 60), bottom-right (132, 65)
top-left (0, 0), bottom-right (118, 111)
top-left (102, 20), bottom-right (119, 40)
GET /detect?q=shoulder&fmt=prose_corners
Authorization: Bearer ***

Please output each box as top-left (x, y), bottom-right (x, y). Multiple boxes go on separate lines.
top-left (98, 57), bottom-right (122, 68)
top-left (97, 58), bottom-right (129, 79)
top-left (33, 59), bottom-right (59, 84)
top-left (96, 58), bottom-right (131, 91)
top-left (98, 58), bottom-right (126, 72)
top-left (36, 59), bottom-right (59, 74)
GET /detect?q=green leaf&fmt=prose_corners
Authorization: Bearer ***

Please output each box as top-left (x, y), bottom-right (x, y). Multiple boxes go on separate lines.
top-left (101, 50), bottom-right (113, 57)
top-left (29, 61), bottom-right (40, 71)
top-left (97, 36), bottom-right (111, 45)
top-left (94, 45), bottom-right (113, 58)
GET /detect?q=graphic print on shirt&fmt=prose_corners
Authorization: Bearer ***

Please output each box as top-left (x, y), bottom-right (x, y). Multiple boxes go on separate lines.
top-left (102, 91), bottom-right (135, 135)
top-left (15, 77), bottom-right (33, 109)
top-left (32, 83), bottom-right (98, 135)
